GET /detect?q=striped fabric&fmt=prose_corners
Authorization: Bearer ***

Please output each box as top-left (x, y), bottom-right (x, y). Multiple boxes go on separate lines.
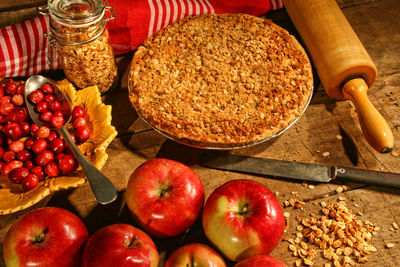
top-left (0, 0), bottom-right (283, 78)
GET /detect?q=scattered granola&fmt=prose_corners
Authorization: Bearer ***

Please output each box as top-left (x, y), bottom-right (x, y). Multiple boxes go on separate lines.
top-left (286, 200), bottom-right (379, 266)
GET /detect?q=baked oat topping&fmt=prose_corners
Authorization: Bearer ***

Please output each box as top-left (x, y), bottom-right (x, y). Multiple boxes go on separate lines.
top-left (129, 13), bottom-right (313, 146)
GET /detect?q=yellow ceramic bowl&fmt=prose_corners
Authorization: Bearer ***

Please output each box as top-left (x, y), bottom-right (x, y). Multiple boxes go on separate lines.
top-left (0, 78), bottom-right (117, 215)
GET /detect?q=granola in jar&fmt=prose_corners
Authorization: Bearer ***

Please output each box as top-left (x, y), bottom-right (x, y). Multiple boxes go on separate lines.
top-left (44, 0), bottom-right (118, 94)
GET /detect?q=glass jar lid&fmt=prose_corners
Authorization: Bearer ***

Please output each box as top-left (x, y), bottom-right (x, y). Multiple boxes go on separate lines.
top-left (45, 0), bottom-right (105, 27)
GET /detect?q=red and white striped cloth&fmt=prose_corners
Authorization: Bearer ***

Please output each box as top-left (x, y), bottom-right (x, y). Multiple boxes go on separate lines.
top-left (0, 0), bottom-right (283, 78)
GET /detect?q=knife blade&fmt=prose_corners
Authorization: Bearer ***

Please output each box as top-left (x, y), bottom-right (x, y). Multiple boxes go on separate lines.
top-left (198, 151), bottom-right (400, 189)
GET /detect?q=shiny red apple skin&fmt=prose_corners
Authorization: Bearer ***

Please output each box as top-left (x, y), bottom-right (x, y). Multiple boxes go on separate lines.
top-left (202, 179), bottom-right (285, 262)
top-left (126, 158), bottom-right (205, 237)
top-left (80, 224), bottom-right (159, 267)
top-left (234, 255), bottom-right (286, 267)
top-left (164, 243), bottom-right (226, 267)
top-left (3, 207), bottom-right (88, 267)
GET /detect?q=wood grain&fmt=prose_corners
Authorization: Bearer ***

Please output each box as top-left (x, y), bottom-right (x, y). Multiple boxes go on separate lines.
top-left (0, 0), bottom-right (399, 266)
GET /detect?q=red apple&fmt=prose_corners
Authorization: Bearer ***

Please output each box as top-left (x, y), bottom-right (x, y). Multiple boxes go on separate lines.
top-left (234, 255), bottom-right (286, 267)
top-left (3, 207), bottom-right (88, 267)
top-left (80, 224), bottom-right (159, 267)
top-left (126, 158), bottom-right (205, 237)
top-left (164, 243), bottom-right (226, 267)
top-left (202, 179), bottom-right (285, 262)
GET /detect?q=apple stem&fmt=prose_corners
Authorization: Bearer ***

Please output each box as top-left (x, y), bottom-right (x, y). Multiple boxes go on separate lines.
top-left (237, 202), bottom-right (251, 217)
top-left (125, 236), bottom-right (138, 248)
top-left (158, 185), bottom-right (172, 198)
top-left (33, 233), bottom-right (46, 244)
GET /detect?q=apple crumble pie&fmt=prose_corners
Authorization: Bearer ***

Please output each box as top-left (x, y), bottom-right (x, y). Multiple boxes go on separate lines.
top-left (129, 13), bottom-right (313, 147)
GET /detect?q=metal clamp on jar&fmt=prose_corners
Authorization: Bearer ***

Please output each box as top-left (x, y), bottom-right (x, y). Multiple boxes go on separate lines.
top-left (39, 0), bottom-right (118, 94)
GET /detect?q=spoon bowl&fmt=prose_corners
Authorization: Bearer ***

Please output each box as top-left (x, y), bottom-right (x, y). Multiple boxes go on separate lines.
top-left (24, 75), bottom-right (118, 204)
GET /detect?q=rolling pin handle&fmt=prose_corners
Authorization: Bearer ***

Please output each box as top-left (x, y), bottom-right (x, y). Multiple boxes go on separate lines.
top-left (342, 78), bottom-right (394, 153)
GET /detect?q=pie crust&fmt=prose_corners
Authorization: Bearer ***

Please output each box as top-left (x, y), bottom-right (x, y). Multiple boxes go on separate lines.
top-left (129, 13), bottom-right (313, 148)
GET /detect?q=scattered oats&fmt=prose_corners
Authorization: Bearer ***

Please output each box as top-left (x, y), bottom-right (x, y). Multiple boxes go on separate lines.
top-left (274, 191), bottom-right (280, 196)
top-left (392, 222), bottom-right (400, 230)
top-left (308, 184), bottom-right (315, 190)
top-left (284, 212), bottom-right (291, 218)
top-left (303, 258), bottom-right (314, 266)
top-left (295, 237), bottom-right (301, 244)
top-left (297, 232), bottom-right (304, 238)
top-left (297, 225), bottom-right (304, 231)
top-left (324, 264), bottom-right (332, 267)
top-left (291, 191), bottom-right (299, 195)
top-left (342, 185), bottom-right (349, 191)
top-left (322, 151), bottom-right (330, 157)
top-left (356, 211), bottom-right (363, 216)
top-left (289, 244), bottom-right (297, 252)
top-left (300, 241), bottom-right (308, 250)
top-left (386, 243), bottom-right (395, 248)
top-left (391, 151), bottom-right (399, 157)
top-left (354, 203), bottom-right (359, 207)
top-left (335, 186), bottom-right (344, 194)
top-left (295, 259), bottom-right (302, 267)
top-left (338, 196), bottom-right (346, 201)
top-left (302, 182), bottom-right (308, 187)
top-left (320, 201), bottom-right (327, 208)
top-left (336, 135), bottom-right (343, 140)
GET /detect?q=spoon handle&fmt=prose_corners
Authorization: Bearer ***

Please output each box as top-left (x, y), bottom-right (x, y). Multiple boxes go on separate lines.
top-left (59, 126), bottom-right (118, 204)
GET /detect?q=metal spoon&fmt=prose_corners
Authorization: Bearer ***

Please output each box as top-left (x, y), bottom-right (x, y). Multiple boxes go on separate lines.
top-left (25, 75), bottom-right (118, 204)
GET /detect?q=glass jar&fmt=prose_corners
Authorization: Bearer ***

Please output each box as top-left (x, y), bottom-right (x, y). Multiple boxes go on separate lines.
top-left (40, 0), bottom-right (118, 94)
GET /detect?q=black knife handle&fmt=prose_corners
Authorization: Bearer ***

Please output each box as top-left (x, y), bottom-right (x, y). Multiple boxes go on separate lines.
top-left (334, 166), bottom-right (400, 189)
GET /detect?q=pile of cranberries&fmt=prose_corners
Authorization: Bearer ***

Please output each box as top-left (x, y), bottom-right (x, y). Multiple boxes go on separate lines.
top-left (0, 80), bottom-right (91, 191)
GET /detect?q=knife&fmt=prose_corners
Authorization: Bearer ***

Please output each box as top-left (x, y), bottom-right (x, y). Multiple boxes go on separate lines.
top-left (198, 151), bottom-right (400, 189)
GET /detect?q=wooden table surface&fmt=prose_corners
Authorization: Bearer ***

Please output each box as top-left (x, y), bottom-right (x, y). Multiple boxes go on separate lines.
top-left (1, 0), bottom-right (399, 266)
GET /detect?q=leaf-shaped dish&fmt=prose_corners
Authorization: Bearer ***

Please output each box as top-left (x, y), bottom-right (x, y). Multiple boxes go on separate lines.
top-left (0, 78), bottom-right (118, 215)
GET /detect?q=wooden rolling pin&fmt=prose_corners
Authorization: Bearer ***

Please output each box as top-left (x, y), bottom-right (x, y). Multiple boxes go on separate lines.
top-left (283, 0), bottom-right (394, 153)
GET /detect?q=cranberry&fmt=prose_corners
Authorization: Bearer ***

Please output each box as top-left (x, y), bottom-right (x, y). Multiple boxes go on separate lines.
top-left (48, 100), bottom-right (61, 112)
top-left (17, 149), bottom-right (32, 161)
top-left (50, 138), bottom-right (64, 154)
top-left (5, 107), bottom-right (27, 123)
top-left (16, 84), bottom-right (25, 95)
top-left (24, 138), bottom-right (34, 150)
top-left (41, 83), bottom-right (53, 95)
top-left (20, 122), bottom-right (30, 136)
top-left (45, 161), bottom-right (60, 177)
top-left (3, 151), bottom-right (16, 162)
top-left (0, 96), bottom-right (11, 105)
top-left (3, 122), bottom-right (22, 140)
top-left (40, 110), bottom-right (53, 122)
top-left (0, 146), bottom-right (3, 158)
top-left (53, 110), bottom-right (63, 117)
top-left (0, 161), bottom-right (4, 175)
top-left (45, 94), bottom-right (55, 103)
top-left (35, 150), bottom-right (54, 166)
top-left (58, 154), bottom-right (76, 174)
top-left (8, 167), bottom-right (29, 184)
top-left (31, 166), bottom-right (45, 181)
top-left (9, 140), bottom-right (24, 152)
top-left (5, 82), bottom-right (18, 96)
top-left (69, 132), bottom-right (77, 143)
top-left (47, 131), bottom-right (58, 142)
top-left (24, 160), bottom-right (34, 169)
top-left (50, 114), bottom-right (64, 128)
top-left (11, 94), bottom-right (24, 106)
top-left (29, 90), bottom-right (45, 104)
top-left (72, 106), bottom-right (86, 119)
top-left (75, 126), bottom-right (90, 143)
top-left (0, 102), bottom-right (14, 115)
top-left (30, 123), bottom-right (39, 133)
top-left (36, 101), bottom-right (48, 113)
top-left (72, 117), bottom-right (87, 129)
top-left (22, 174), bottom-right (39, 191)
top-left (35, 126), bottom-right (50, 139)
top-left (3, 160), bottom-right (23, 175)
top-left (0, 85), bottom-right (4, 98)
top-left (32, 139), bottom-right (48, 154)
